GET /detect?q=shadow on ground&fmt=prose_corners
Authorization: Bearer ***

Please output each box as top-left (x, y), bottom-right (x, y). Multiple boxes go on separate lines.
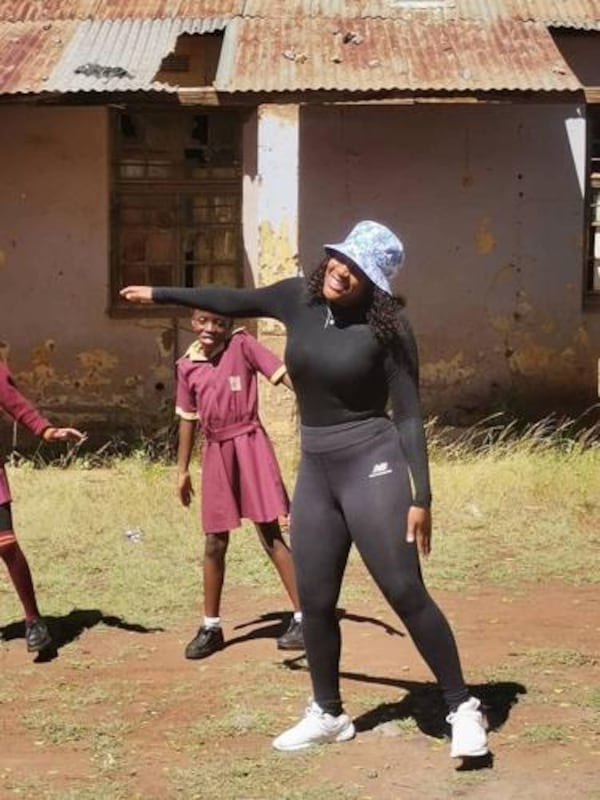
top-left (227, 606), bottom-right (404, 651)
top-left (277, 608), bottom-right (525, 772)
top-left (0, 608), bottom-right (164, 663)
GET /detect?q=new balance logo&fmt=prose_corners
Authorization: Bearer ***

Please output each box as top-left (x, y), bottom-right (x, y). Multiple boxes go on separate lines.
top-left (368, 461), bottom-right (392, 478)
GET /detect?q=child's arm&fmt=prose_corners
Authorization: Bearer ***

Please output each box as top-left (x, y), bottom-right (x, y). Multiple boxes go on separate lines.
top-left (239, 332), bottom-right (295, 391)
top-left (177, 418), bottom-right (195, 507)
top-left (278, 373), bottom-right (294, 391)
top-left (0, 364), bottom-right (85, 443)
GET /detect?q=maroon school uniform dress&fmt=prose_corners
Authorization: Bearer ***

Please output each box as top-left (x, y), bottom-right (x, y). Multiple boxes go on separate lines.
top-left (0, 363), bottom-right (51, 506)
top-left (176, 329), bottom-right (290, 534)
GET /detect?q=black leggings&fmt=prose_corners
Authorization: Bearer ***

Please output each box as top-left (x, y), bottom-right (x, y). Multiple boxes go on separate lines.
top-left (290, 418), bottom-right (469, 714)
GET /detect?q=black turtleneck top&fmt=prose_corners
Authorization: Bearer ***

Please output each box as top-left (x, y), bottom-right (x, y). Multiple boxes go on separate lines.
top-left (154, 277), bottom-right (431, 507)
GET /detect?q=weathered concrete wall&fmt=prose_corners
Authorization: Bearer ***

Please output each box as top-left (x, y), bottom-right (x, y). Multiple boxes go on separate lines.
top-left (0, 106), bottom-right (179, 447)
top-left (244, 105), bottom-right (300, 482)
top-left (299, 102), bottom-right (600, 421)
top-left (2, 98), bottom-right (599, 459)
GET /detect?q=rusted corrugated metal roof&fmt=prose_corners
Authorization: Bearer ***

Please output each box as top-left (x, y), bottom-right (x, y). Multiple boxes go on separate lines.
top-left (0, 3), bottom-right (591, 96)
top-left (216, 17), bottom-right (582, 92)
top-left (0, 16), bottom-right (231, 94)
top-left (241, 1), bottom-right (600, 29)
top-left (0, 1), bottom-right (243, 22)
top-left (1, 0), bottom-right (598, 27)
top-left (46, 17), bottom-right (227, 93)
top-left (0, 20), bottom-right (76, 93)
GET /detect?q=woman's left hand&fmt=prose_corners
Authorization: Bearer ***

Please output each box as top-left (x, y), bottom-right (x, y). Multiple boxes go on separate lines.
top-left (406, 506), bottom-right (432, 557)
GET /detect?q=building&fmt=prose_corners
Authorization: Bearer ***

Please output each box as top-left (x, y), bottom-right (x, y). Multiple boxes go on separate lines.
top-left (0, 1), bottom-right (599, 459)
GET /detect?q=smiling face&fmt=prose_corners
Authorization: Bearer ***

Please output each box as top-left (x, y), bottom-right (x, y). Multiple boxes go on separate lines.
top-left (191, 309), bottom-right (232, 357)
top-left (322, 255), bottom-right (370, 307)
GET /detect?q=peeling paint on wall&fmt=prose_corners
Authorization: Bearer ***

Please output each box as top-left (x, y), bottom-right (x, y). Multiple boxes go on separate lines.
top-left (574, 325), bottom-right (590, 348)
top-left (476, 217), bottom-right (496, 256)
top-left (259, 219), bottom-right (298, 281)
top-left (508, 339), bottom-right (554, 375)
top-left (421, 353), bottom-right (476, 386)
top-left (77, 349), bottom-right (119, 387)
top-left (157, 328), bottom-right (175, 358)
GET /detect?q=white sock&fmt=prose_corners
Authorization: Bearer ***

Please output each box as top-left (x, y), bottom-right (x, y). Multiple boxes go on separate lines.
top-left (204, 616), bottom-right (221, 629)
top-left (293, 611), bottom-right (303, 623)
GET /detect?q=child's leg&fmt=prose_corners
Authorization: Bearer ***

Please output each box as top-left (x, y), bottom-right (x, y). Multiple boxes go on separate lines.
top-left (184, 531), bottom-right (229, 660)
top-left (0, 502), bottom-right (52, 653)
top-left (0, 504), bottom-right (40, 622)
top-left (203, 531), bottom-right (229, 618)
top-left (255, 520), bottom-right (300, 613)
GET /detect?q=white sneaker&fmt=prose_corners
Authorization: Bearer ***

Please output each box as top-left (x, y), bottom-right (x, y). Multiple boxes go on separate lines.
top-left (447, 697), bottom-right (489, 758)
top-left (273, 702), bottom-right (356, 751)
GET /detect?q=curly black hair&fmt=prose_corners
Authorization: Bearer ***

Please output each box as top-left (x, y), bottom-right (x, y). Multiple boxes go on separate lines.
top-left (306, 260), bottom-right (407, 346)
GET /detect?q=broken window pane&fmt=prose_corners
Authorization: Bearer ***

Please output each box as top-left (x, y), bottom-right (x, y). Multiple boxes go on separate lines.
top-left (112, 108), bottom-right (243, 307)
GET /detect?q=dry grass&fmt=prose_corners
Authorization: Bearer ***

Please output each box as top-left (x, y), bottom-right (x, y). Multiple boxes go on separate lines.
top-left (0, 414), bottom-right (599, 799)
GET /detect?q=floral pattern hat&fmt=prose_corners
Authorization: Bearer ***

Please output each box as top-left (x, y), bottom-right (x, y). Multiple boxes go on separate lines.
top-left (324, 220), bottom-right (405, 295)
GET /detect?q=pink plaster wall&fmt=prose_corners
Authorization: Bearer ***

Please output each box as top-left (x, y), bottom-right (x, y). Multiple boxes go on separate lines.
top-left (0, 106), bottom-right (179, 441)
top-left (299, 102), bottom-right (600, 420)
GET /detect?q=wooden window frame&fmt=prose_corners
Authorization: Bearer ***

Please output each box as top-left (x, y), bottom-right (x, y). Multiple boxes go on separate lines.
top-left (108, 106), bottom-right (243, 318)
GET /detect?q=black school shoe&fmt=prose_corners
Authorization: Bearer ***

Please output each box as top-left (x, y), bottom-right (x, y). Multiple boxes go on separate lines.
top-left (25, 618), bottom-right (52, 653)
top-left (277, 618), bottom-right (305, 651)
top-left (184, 625), bottom-right (225, 660)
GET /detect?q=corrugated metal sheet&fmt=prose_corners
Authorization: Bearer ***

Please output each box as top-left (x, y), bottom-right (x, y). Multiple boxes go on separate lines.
top-left (0, 1), bottom-right (243, 22)
top-left (0, 4), bottom-right (591, 96)
top-left (241, 1), bottom-right (600, 29)
top-left (1, 0), bottom-right (598, 26)
top-left (0, 20), bottom-right (76, 93)
top-left (217, 17), bottom-right (582, 92)
top-left (45, 17), bottom-right (228, 93)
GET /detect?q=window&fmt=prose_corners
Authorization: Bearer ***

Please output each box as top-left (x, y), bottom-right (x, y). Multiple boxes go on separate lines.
top-left (110, 108), bottom-right (243, 313)
top-left (587, 107), bottom-right (600, 293)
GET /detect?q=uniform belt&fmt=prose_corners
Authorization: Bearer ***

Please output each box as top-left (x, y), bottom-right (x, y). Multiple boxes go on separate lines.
top-left (204, 420), bottom-right (261, 443)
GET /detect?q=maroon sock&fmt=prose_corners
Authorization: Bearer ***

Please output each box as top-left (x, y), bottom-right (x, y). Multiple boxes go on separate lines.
top-left (0, 532), bottom-right (41, 622)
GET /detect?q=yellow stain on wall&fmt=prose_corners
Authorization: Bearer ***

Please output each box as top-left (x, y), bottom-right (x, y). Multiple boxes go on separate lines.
top-left (508, 340), bottom-right (553, 376)
top-left (31, 339), bottom-right (55, 367)
top-left (574, 326), bottom-right (590, 348)
top-left (77, 349), bottom-right (119, 386)
top-left (489, 315), bottom-right (512, 335)
top-left (476, 217), bottom-right (496, 256)
top-left (0, 249), bottom-right (6, 269)
top-left (421, 353), bottom-right (475, 385)
top-left (258, 220), bottom-right (298, 284)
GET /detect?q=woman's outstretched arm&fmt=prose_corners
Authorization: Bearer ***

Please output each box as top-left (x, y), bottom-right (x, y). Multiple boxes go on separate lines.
top-left (120, 277), bottom-right (302, 322)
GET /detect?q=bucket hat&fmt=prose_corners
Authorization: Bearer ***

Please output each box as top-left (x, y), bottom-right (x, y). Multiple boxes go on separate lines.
top-left (324, 220), bottom-right (405, 295)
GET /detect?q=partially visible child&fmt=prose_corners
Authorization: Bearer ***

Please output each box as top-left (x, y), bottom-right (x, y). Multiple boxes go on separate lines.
top-left (176, 309), bottom-right (304, 659)
top-left (0, 362), bottom-right (85, 654)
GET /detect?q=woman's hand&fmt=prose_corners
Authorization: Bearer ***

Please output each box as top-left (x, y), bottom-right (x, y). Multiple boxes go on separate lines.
top-left (406, 506), bottom-right (432, 557)
top-left (120, 286), bottom-right (154, 304)
top-left (42, 427), bottom-right (86, 443)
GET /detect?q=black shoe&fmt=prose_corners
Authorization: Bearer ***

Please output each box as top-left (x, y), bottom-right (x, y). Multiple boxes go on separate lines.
top-left (277, 618), bottom-right (305, 651)
top-left (184, 626), bottom-right (224, 660)
top-left (25, 618), bottom-right (52, 653)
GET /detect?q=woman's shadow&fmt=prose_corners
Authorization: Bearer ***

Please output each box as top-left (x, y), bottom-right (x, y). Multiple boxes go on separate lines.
top-left (281, 610), bottom-right (526, 770)
top-left (0, 609), bottom-right (163, 663)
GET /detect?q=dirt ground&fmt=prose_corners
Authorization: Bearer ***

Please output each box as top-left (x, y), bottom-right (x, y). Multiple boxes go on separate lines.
top-left (1, 580), bottom-right (599, 800)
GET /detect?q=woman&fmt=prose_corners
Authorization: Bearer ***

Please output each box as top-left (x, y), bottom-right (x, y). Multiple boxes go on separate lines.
top-left (120, 220), bottom-right (488, 759)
